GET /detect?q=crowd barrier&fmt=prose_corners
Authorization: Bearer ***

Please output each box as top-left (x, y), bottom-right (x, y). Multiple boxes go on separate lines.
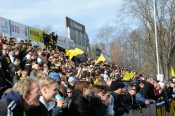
top-left (123, 99), bottom-right (175, 116)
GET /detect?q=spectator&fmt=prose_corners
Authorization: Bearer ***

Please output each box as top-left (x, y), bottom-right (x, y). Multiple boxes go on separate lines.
top-left (9, 57), bottom-right (21, 81)
top-left (69, 81), bottom-right (91, 116)
top-left (110, 81), bottom-right (125, 116)
top-left (142, 78), bottom-right (155, 100)
top-left (90, 85), bottom-right (109, 116)
top-left (0, 48), bottom-right (11, 87)
top-left (125, 84), bottom-right (140, 109)
top-left (27, 77), bottom-right (64, 116)
top-left (135, 84), bottom-right (153, 107)
top-left (30, 63), bottom-right (39, 78)
top-left (0, 77), bottom-right (42, 115)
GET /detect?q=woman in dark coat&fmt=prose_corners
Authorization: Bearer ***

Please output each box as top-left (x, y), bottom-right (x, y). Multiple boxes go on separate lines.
top-left (69, 81), bottom-right (91, 116)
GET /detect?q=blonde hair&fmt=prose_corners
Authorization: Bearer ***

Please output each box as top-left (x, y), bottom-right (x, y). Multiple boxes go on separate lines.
top-left (39, 77), bottom-right (57, 88)
top-left (12, 77), bottom-right (39, 96)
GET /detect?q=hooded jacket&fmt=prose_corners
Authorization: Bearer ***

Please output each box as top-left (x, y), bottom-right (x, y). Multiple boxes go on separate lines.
top-left (0, 91), bottom-right (24, 116)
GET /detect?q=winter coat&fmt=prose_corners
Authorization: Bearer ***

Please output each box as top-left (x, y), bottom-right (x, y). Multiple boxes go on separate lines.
top-left (142, 82), bottom-right (155, 100)
top-left (69, 90), bottom-right (91, 116)
top-left (90, 95), bottom-right (108, 116)
top-left (125, 92), bottom-right (140, 109)
top-left (0, 91), bottom-right (25, 116)
top-left (136, 92), bottom-right (154, 105)
top-left (110, 91), bottom-right (125, 116)
top-left (9, 63), bottom-right (20, 79)
top-left (26, 96), bottom-right (58, 116)
top-left (0, 54), bottom-right (11, 71)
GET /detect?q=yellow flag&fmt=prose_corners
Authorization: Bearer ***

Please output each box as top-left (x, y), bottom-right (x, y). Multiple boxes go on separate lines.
top-left (123, 72), bottom-right (135, 81)
top-left (95, 54), bottom-right (106, 65)
top-left (65, 48), bottom-right (84, 59)
top-left (73, 48), bottom-right (84, 56)
top-left (171, 66), bottom-right (175, 77)
top-left (65, 49), bottom-right (74, 59)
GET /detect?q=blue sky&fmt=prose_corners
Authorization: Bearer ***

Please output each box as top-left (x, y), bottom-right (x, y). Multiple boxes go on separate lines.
top-left (0, 0), bottom-right (122, 43)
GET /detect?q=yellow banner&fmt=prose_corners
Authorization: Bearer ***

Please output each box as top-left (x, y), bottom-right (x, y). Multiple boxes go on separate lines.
top-left (29, 27), bottom-right (43, 42)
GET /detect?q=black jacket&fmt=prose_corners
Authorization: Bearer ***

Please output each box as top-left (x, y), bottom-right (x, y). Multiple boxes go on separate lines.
top-left (142, 82), bottom-right (155, 100)
top-left (9, 63), bottom-right (20, 78)
top-left (26, 100), bottom-right (55, 116)
top-left (0, 54), bottom-right (11, 71)
top-left (24, 60), bottom-right (32, 76)
top-left (111, 91), bottom-right (125, 116)
top-left (69, 90), bottom-right (91, 116)
top-left (0, 91), bottom-right (24, 116)
top-left (90, 95), bottom-right (108, 116)
top-left (0, 69), bottom-right (6, 87)
top-left (125, 92), bottom-right (140, 109)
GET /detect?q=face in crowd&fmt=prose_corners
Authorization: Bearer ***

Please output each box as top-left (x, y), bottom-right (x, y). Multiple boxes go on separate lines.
top-left (43, 82), bottom-right (59, 101)
top-left (24, 81), bottom-right (42, 108)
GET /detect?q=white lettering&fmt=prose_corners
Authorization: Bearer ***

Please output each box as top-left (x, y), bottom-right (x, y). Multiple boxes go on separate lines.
top-left (70, 21), bottom-right (83, 31)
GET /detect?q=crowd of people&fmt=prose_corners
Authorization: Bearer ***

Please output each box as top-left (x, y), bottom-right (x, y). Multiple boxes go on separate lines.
top-left (0, 33), bottom-right (175, 116)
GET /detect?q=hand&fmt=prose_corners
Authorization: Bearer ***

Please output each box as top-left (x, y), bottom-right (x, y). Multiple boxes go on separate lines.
top-left (56, 98), bottom-right (65, 108)
top-left (152, 100), bottom-right (156, 103)
top-left (104, 99), bottom-right (110, 106)
top-left (145, 100), bottom-right (150, 105)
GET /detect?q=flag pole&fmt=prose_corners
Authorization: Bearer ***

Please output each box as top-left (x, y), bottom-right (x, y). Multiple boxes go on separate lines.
top-left (153, 0), bottom-right (160, 75)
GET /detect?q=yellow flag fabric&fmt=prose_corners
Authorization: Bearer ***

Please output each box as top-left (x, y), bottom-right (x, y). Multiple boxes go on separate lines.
top-left (73, 48), bottom-right (84, 56)
top-left (123, 72), bottom-right (135, 81)
top-left (65, 49), bottom-right (74, 59)
top-left (95, 54), bottom-right (106, 65)
top-left (171, 66), bottom-right (175, 77)
top-left (65, 48), bottom-right (84, 59)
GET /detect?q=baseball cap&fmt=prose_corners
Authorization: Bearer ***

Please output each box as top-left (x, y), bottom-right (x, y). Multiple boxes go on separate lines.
top-left (48, 73), bottom-right (60, 81)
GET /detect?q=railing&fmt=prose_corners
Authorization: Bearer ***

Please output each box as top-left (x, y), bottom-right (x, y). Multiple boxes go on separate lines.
top-left (123, 99), bottom-right (175, 116)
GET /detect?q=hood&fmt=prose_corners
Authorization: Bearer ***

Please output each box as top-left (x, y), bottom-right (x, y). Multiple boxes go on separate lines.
top-left (1, 91), bottom-right (24, 110)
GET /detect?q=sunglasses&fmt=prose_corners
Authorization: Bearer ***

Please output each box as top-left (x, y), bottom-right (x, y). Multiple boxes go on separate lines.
top-left (67, 91), bottom-right (72, 94)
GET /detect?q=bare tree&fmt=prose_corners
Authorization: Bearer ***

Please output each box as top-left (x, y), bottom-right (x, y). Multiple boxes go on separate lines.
top-left (43, 24), bottom-right (53, 33)
top-left (116, 0), bottom-right (175, 79)
top-left (96, 23), bottom-right (115, 51)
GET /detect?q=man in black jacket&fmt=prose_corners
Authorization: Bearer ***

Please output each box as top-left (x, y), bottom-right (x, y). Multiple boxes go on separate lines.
top-left (0, 48), bottom-right (11, 87)
top-left (0, 77), bottom-right (42, 116)
top-left (125, 84), bottom-right (141, 109)
top-left (142, 78), bottom-right (156, 100)
top-left (110, 81), bottom-right (125, 116)
top-left (9, 57), bottom-right (21, 82)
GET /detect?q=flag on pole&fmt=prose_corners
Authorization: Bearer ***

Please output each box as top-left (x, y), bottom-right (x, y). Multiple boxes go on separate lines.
top-left (171, 66), bottom-right (175, 77)
top-left (95, 54), bottom-right (106, 65)
top-left (65, 48), bottom-right (84, 59)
